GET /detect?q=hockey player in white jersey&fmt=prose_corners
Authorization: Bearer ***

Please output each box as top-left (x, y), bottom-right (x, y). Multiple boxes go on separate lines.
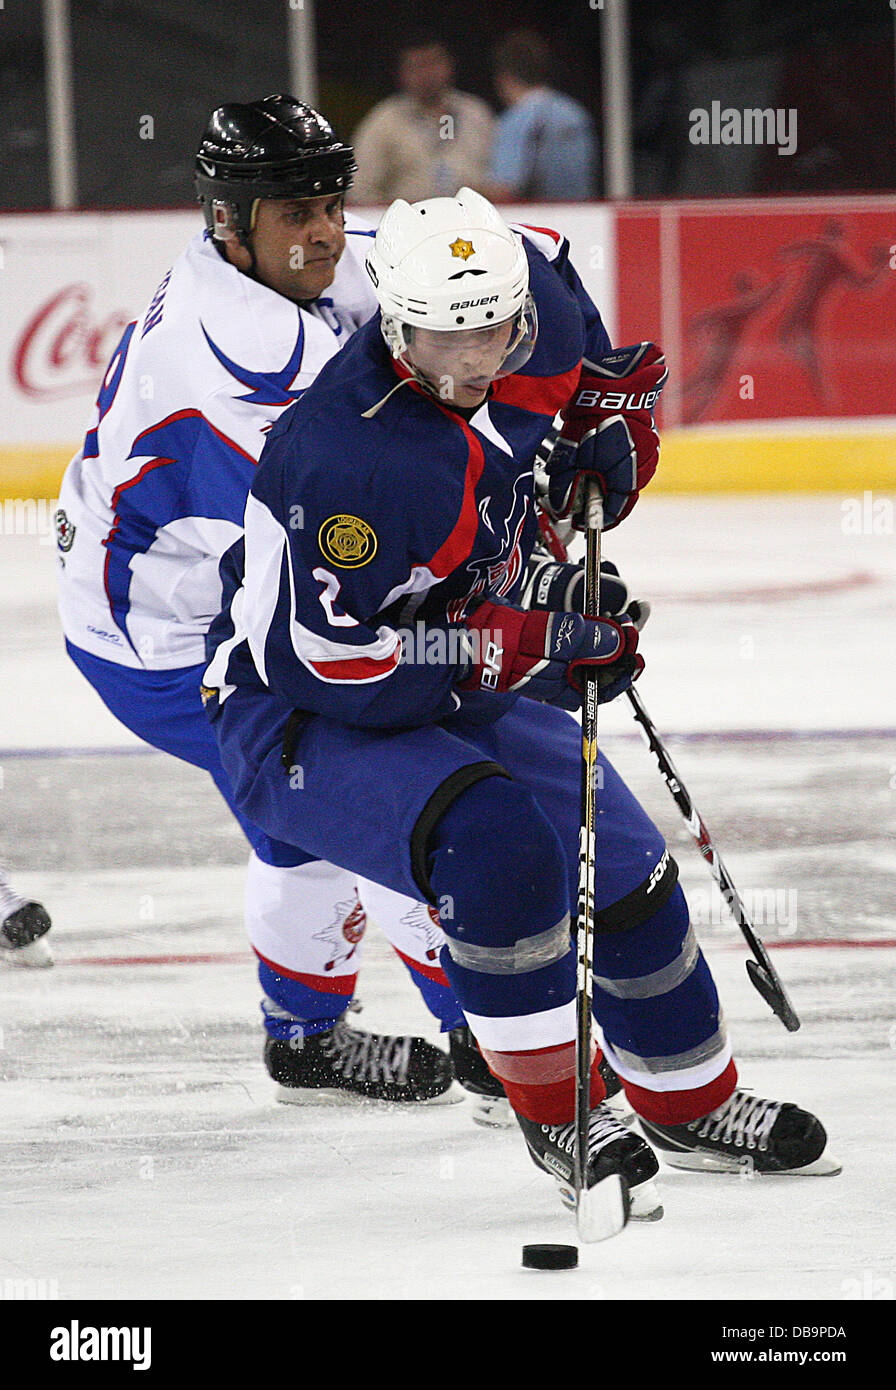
top-left (56, 96), bottom-right (484, 1103)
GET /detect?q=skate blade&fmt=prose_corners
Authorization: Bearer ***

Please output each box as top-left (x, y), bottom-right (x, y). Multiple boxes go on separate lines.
top-left (470, 1094), bottom-right (515, 1128)
top-left (576, 1173), bottom-right (630, 1243)
top-left (628, 1177), bottom-right (664, 1220)
top-left (560, 1174), bottom-right (662, 1221)
top-left (659, 1149), bottom-right (842, 1176)
top-left (273, 1079), bottom-right (467, 1107)
top-left (0, 937), bottom-right (54, 968)
top-left (792, 1153), bottom-right (842, 1176)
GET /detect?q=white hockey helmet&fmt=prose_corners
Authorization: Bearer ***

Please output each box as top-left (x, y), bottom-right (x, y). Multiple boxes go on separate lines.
top-left (365, 186), bottom-right (537, 379)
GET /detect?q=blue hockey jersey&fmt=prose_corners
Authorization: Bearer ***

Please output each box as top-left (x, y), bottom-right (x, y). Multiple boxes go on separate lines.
top-left (203, 227), bottom-right (612, 730)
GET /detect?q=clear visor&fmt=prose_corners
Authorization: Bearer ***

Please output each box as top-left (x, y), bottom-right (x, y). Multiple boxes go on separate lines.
top-left (384, 293), bottom-right (538, 392)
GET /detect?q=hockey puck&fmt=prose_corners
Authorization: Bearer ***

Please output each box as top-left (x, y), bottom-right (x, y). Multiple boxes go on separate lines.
top-left (521, 1243), bottom-right (579, 1270)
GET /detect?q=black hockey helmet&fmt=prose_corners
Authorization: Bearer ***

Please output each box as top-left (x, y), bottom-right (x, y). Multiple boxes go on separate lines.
top-left (195, 94), bottom-right (356, 243)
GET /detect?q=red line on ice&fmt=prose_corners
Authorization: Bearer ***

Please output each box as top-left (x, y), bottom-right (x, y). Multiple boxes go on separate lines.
top-left (55, 939), bottom-right (896, 967)
top-left (655, 571), bottom-right (878, 604)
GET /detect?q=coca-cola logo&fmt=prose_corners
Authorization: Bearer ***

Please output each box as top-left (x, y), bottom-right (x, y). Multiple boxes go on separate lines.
top-left (12, 283), bottom-right (132, 401)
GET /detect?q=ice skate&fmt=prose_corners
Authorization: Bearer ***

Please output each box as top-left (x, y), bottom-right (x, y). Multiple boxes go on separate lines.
top-left (264, 1016), bottom-right (458, 1104)
top-left (0, 872), bottom-right (52, 967)
top-left (448, 1025), bottom-right (512, 1127)
top-left (517, 1102), bottom-right (663, 1223)
top-left (449, 1025), bottom-right (636, 1129)
top-left (639, 1088), bottom-right (842, 1176)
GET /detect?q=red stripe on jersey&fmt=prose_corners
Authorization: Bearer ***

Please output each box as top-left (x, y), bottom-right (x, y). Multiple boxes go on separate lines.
top-left (492, 362), bottom-right (580, 417)
top-left (309, 644), bottom-right (401, 682)
top-left (622, 1058), bottom-right (738, 1127)
top-left (131, 408), bottom-right (258, 467)
top-left (103, 455), bottom-right (175, 624)
top-left (392, 946), bottom-right (451, 987)
top-left (254, 948), bottom-right (358, 995)
top-left (517, 223), bottom-right (563, 245)
top-left (384, 360), bottom-right (487, 583)
top-left (426, 414), bottom-right (487, 578)
top-left (108, 454), bottom-right (175, 511)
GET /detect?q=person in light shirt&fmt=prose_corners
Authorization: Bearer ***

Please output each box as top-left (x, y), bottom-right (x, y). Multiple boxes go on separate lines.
top-left (350, 34), bottom-right (494, 204)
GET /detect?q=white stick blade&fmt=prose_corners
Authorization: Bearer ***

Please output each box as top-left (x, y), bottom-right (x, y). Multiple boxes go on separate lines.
top-left (575, 1173), bottom-right (629, 1243)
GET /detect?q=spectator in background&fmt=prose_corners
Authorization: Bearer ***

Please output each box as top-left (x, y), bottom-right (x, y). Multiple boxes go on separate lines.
top-left (488, 30), bottom-right (597, 201)
top-left (349, 34), bottom-right (493, 204)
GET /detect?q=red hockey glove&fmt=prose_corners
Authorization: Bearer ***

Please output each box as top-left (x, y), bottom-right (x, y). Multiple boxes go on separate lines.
top-left (545, 343), bottom-right (668, 530)
top-left (458, 599), bottom-right (643, 710)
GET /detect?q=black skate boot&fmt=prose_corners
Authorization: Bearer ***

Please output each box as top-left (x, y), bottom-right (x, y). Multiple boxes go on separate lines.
top-left (448, 1026), bottom-right (511, 1127)
top-left (264, 1017), bottom-right (456, 1104)
top-left (597, 1054), bottom-right (636, 1128)
top-left (449, 1026), bottom-right (636, 1130)
top-left (0, 873), bottom-right (52, 967)
top-left (639, 1088), bottom-right (842, 1176)
top-left (517, 1103), bottom-right (663, 1223)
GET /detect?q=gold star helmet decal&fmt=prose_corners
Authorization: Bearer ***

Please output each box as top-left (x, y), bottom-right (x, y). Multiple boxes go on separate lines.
top-left (449, 237), bottom-right (475, 260)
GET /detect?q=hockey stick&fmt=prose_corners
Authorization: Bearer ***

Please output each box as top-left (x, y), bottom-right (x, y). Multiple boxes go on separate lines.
top-left (533, 451), bottom-right (799, 1032)
top-left (624, 687), bottom-right (801, 1032)
top-left (574, 484), bottom-right (629, 1240)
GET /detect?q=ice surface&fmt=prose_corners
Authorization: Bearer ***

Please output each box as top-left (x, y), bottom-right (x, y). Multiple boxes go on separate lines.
top-left (1, 497), bottom-right (894, 1301)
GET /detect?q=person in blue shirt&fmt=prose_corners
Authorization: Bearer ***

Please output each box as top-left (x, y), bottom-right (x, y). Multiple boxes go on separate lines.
top-left (489, 30), bottom-right (597, 201)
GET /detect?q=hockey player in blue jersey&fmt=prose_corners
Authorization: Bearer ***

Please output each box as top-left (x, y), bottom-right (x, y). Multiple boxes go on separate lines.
top-left (56, 96), bottom-right (500, 1106)
top-left (204, 187), bottom-right (839, 1226)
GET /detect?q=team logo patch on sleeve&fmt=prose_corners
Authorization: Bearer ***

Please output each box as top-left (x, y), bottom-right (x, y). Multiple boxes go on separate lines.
top-left (318, 514), bottom-right (378, 568)
top-left (54, 508), bottom-right (76, 552)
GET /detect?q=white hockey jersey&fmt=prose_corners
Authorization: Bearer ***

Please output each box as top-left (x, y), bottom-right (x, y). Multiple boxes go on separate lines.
top-left (56, 217), bottom-right (378, 670)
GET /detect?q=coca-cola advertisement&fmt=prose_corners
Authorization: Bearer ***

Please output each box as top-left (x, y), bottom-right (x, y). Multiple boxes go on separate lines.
top-left (0, 212), bottom-right (199, 483)
top-left (0, 205), bottom-right (616, 496)
top-left (13, 283), bottom-right (133, 403)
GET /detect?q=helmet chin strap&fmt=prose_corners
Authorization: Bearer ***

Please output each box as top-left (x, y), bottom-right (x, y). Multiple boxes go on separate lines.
top-left (211, 199), bottom-right (262, 281)
top-left (239, 199), bottom-right (261, 281)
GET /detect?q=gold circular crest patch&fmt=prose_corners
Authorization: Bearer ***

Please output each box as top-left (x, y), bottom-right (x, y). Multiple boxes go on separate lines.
top-left (318, 514), bottom-right (378, 568)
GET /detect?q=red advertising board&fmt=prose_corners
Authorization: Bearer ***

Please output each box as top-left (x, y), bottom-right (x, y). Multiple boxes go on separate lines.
top-left (616, 197), bottom-right (896, 427)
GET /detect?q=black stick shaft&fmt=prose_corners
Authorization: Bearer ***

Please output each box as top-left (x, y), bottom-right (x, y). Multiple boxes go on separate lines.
top-left (625, 686), bottom-right (800, 1032)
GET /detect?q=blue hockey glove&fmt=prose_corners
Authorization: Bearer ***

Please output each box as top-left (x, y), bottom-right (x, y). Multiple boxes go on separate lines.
top-left (545, 343), bottom-right (667, 530)
top-left (521, 556), bottom-right (651, 630)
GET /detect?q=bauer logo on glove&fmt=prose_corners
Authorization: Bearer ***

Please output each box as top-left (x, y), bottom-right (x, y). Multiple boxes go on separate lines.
top-left (545, 342), bottom-right (667, 531)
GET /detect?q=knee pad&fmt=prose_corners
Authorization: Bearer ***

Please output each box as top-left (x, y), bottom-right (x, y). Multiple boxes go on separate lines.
top-left (412, 768), bottom-right (570, 958)
top-left (593, 849), bottom-right (680, 937)
top-left (592, 858), bottom-right (698, 986)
